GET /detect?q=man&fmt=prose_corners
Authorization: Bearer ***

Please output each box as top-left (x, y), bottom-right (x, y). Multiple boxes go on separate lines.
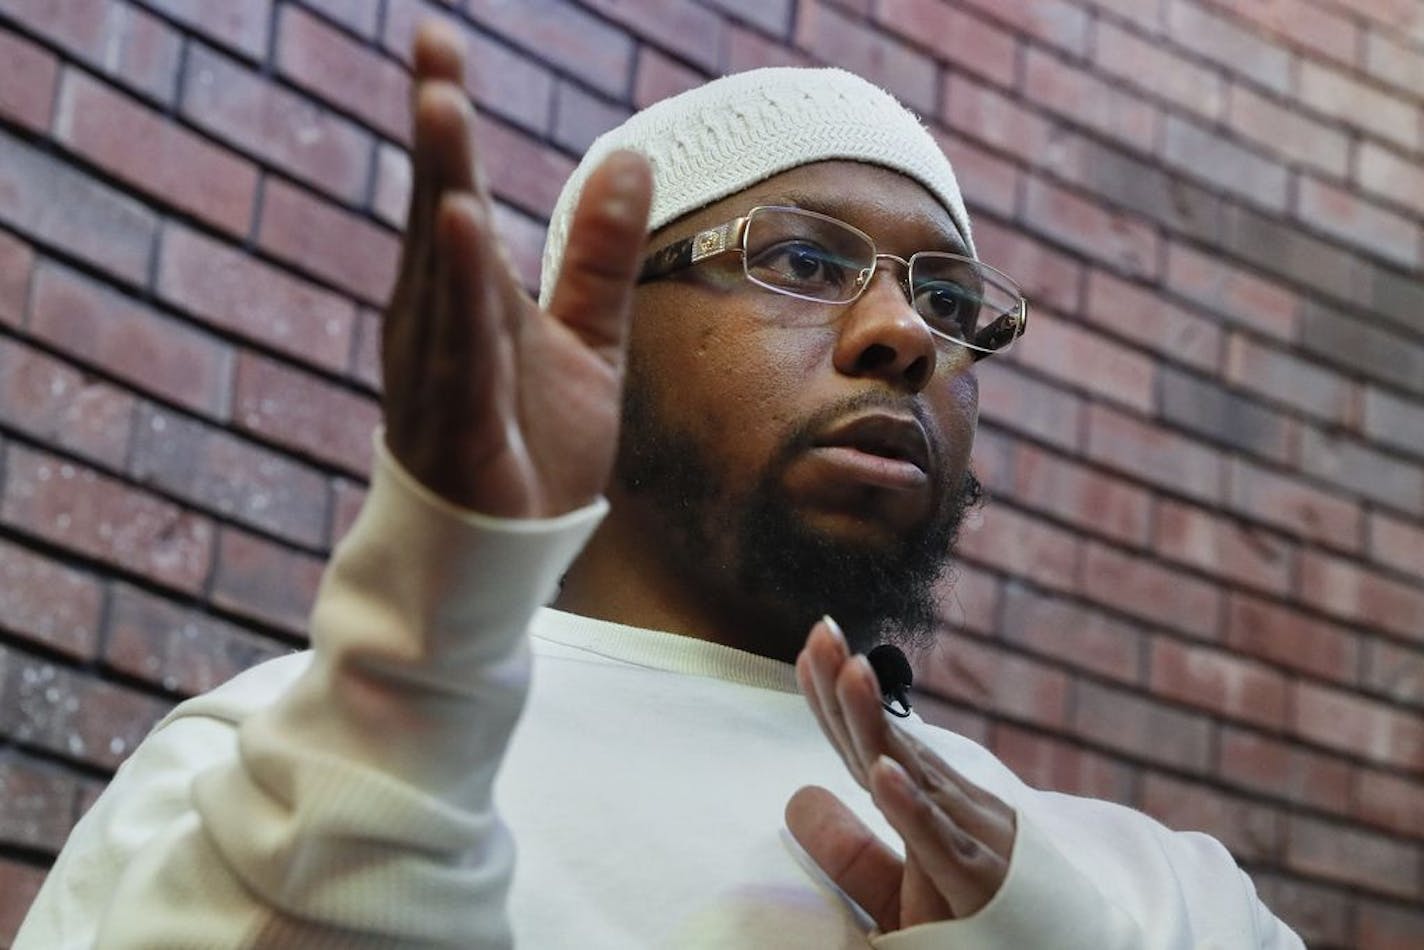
top-left (18, 23), bottom-right (1302, 948)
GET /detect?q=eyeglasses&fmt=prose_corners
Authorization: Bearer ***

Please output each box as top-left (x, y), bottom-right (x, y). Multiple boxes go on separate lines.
top-left (638, 205), bottom-right (1028, 360)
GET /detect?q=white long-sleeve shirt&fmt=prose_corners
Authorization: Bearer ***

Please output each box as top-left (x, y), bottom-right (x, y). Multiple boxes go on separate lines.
top-left (16, 439), bottom-right (1304, 948)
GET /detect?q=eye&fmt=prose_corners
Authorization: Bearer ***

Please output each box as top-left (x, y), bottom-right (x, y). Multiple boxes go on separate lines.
top-left (748, 240), bottom-right (850, 289)
top-left (913, 281), bottom-right (980, 338)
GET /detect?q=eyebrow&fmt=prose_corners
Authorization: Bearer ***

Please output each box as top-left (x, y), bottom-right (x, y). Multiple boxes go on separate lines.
top-left (755, 190), bottom-right (971, 256)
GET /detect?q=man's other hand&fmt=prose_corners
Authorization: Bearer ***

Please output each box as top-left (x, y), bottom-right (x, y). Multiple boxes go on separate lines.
top-left (788, 618), bottom-right (1016, 933)
top-left (383, 22), bottom-right (652, 518)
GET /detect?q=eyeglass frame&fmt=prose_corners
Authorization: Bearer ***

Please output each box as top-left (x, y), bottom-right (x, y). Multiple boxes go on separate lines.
top-left (636, 205), bottom-right (1029, 361)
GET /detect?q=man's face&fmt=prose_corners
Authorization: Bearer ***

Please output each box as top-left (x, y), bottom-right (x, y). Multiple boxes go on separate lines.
top-left (615, 161), bottom-right (980, 657)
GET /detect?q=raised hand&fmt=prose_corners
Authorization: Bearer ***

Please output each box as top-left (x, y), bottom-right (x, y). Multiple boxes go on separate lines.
top-left (383, 22), bottom-right (652, 519)
top-left (788, 618), bottom-right (1017, 933)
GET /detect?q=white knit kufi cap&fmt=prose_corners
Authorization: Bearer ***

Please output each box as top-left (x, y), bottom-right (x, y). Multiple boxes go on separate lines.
top-left (537, 66), bottom-right (972, 307)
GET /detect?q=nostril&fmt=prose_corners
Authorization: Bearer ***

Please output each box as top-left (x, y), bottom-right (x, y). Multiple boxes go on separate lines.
top-left (855, 342), bottom-right (896, 373)
top-left (854, 344), bottom-right (932, 391)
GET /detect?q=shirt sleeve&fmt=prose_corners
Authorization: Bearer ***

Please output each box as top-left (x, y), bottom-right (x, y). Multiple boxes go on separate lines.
top-left (15, 434), bottom-right (605, 950)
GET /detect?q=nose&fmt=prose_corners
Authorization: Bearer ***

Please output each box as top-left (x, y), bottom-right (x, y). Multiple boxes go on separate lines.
top-left (831, 261), bottom-right (940, 393)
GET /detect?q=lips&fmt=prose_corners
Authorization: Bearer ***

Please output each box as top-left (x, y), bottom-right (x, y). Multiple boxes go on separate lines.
top-left (811, 412), bottom-right (933, 475)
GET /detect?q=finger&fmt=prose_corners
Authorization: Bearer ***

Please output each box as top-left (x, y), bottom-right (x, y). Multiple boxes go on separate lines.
top-left (544, 150), bottom-right (653, 361)
top-left (836, 650), bottom-right (892, 780)
top-left (887, 729), bottom-right (1016, 857)
top-left (412, 19), bottom-right (464, 85)
top-left (785, 785), bottom-right (903, 934)
top-left (796, 617), bottom-right (864, 785)
top-left (869, 756), bottom-right (1005, 918)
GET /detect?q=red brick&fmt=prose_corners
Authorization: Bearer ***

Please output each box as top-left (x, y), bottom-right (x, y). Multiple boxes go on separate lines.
top-left (1363, 638), bottom-right (1424, 708)
top-left (0, 645), bottom-right (171, 768)
top-left (182, 44), bottom-right (372, 204)
top-left (1297, 175), bottom-right (1420, 270)
top-left (277, 4), bottom-right (408, 141)
top-left (466, 0), bottom-right (635, 98)
top-left (1253, 873), bottom-right (1353, 949)
top-left (1149, 635), bottom-right (1288, 728)
top-left (941, 71), bottom-right (1054, 162)
top-left (1300, 550), bottom-right (1424, 645)
top-left (1293, 680), bottom-right (1424, 771)
top-left (1298, 60), bottom-right (1419, 152)
top-left (1093, 19), bottom-right (1226, 119)
top-left (1363, 29), bottom-right (1424, 102)
top-left (957, 505), bottom-right (1080, 594)
top-left (104, 2), bottom-right (183, 103)
top-left (632, 45), bottom-right (705, 110)
top-left (1085, 270), bottom-right (1221, 373)
top-left (1362, 385), bottom-right (1424, 461)
top-left (1154, 500), bottom-right (1295, 595)
top-left (372, 140), bottom-right (410, 228)
top-left (1300, 300), bottom-right (1424, 401)
top-left (1085, 403), bottom-right (1223, 503)
top-left (1164, 242), bottom-right (1298, 342)
top-left (706, 0), bottom-right (793, 37)
top-left (382, 0), bottom-right (556, 135)
top-left (54, 68), bottom-right (257, 236)
top-left (1165, 0), bottom-right (1291, 93)
top-left (0, 857), bottom-right (46, 944)
top-left (583, 0), bottom-right (722, 73)
top-left (329, 477), bottom-right (368, 547)
top-left (0, 338), bottom-right (134, 469)
top-left (1217, 726), bottom-right (1353, 815)
top-left (919, 633), bottom-right (1070, 728)
top-left (1358, 141), bottom-right (1424, 219)
top-left (553, 80), bottom-right (631, 155)
top-left (0, 27), bottom-right (59, 131)
top-left (1012, 308), bottom-right (1157, 413)
top-left (1087, 0), bottom-right (1164, 30)
top-left (955, 0), bottom-right (1089, 56)
top-left (976, 362), bottom-right (1083, 452)
top-left (875, 0), bottom-right (1017, 88)
top-left (302, 0), bottom-right (381, 38)
top-left (991, 723), bottom-right (1133, 800)
top-left (1023, 176), bottom-right (1160, 279)
top-left (0, 537), bottom-right (103, 660)
top-left (1140, 772), bottom-right (1281, 862)
top-left (1224, 334), bottom-right (1354, 424)
top-left (969, 217), bottom-right (1083, 314)
top-left (0, 754), bottom-right (82, 852)
top-left (1023, 46), bottom-right (1159, 153)
top-left (257, 178), bottom-right (399, 305)
top-left (1286, 813), bottom-right (1421, 901)
top-left (1071, 678), bottom-right (1213, 771)
top-left (104, 582), bottom-right (286, 696)
top-left (913, 692), bottom-right (989, 744)
top-left (1225, 592), bottom-right (1359, 684)
top-left (1356, 767), bottom-right (1424, 837)
top-left (29, 261), bottom-right (232, 418)
top-left (1368, 510), bottom-right (1424, 580)
top-left (129, 404), bottom-right (330, 547)
top-left (1226, 458), bottom-right (1362, 553)
top-left (0, 0), bottom-right (111, 60)
top-left (1226, 83), bottom-right (1349, 178)
top-left (939, 562), bottom-right (1000, 637)
top-left (212, 528), bottom-right (324, 635)
top-left (966, 426), bottom-right (1012, 498)
top-left (1012, 444), bottom-right (1150, 546)
top-left (0, 229), bottom-right (31, 327)
top-left (474, 114), bottom-right (577, 220)
top-left (1163, 114), bottom-right (1289, 211)
top-left (158, 224), bottom-right (357, 374)
top-left (1299, 424), bottom-right (1424, 515)
top-left (233, 351), bottom-right (381, 476)
top-left (932, 131), bottom-right (1017, 220)
top-left (1, 445), bottom-right (215, 594)
top-left (492, 201), bottom-right (548, 295)
top-left (1159, 368), bottom-right (1296, 465)
top-left (351, 308), bottom-right (382, 390)
top-left (794, 0), bottom-right (938, 113)
top-left (725, 22), bottom-right (814, 71)
top-left (1211, 0), bottom-right (1358, 65)
top-left (1358, 900), bottom-right (1424, 950)
top-left (1000, 584), bottom-right (1143, 683)
top-left (144, 0), bottom-right (271, 60)
top-left (0, 131), bottom-right (158, 286)
top-left (1080, 541), bottom-right (1222, 639)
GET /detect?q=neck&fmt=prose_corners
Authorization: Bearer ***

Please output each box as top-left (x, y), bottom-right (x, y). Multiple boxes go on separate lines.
top-left (553, 498), bottom-right (808, 663)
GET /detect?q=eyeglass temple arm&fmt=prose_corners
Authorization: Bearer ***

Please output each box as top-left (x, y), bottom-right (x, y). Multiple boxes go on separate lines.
top-left (969, 299), bottom-right (1030, 361)
top-left (637, 219), bottom-right (747, 284)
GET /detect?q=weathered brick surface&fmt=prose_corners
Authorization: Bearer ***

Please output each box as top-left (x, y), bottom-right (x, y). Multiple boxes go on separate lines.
top-left (2, 2), bottom-right (1422, 945)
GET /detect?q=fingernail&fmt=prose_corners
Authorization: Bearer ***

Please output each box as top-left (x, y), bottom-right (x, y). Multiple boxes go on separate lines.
top-left (821, 615), bottom-right (846, 648)
top-left (876, 755), bottom-right (914, 792)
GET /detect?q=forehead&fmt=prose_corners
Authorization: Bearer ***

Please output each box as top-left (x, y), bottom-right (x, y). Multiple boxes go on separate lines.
top-left (654, 161), bottom-right (969, 257)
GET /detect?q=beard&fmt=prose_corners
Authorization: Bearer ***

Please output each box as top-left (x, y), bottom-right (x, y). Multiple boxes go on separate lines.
top-left (615, 367), bottom-right (982, 656)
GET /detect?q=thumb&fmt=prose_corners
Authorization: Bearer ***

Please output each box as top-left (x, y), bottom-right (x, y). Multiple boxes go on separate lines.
top-left (544, 150), bottom-right (653, 360)
top-left (785, 785), bottom-right (903, 933)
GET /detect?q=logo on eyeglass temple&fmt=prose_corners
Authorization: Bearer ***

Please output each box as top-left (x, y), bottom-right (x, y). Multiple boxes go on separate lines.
top-left (691, 228), bottom-right (727, 262)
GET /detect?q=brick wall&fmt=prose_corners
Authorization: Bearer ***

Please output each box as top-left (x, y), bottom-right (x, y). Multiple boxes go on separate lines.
top-left (0, 0), bottom-right (1420, 945)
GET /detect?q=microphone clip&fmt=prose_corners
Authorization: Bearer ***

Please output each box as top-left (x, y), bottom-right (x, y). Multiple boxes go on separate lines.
top-left (866, 644), bottom-right (913, 719)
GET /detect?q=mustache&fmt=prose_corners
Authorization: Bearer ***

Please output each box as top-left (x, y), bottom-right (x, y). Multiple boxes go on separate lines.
top-left (774, 391), bottom-right (944, 478)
